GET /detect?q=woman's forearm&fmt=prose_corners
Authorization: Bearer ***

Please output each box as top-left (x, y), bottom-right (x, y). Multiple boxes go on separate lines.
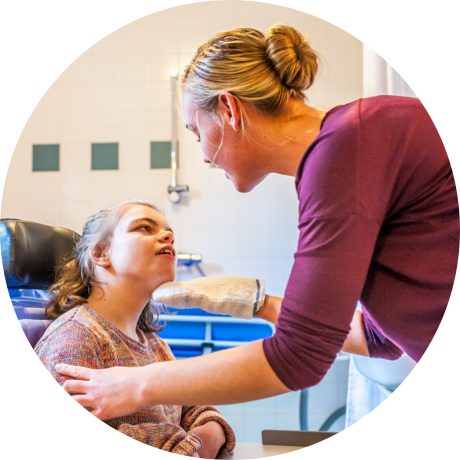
top-left (255, 295), bottom-right (282, 324)
top-left (140, 340), bottom-right (290, 407)
top-left (341, 310), bottom-right (369, 356)
top-left (256, 295), bottom-right (369, 356)
top-left (58, 339), bottom-right (290, 420)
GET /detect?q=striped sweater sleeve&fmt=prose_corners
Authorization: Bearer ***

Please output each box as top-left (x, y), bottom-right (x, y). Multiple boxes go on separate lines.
top-left (180, 406), bottom-right (236, 459)
top-left (118, 423), bottom-right (202, 455)
top-left (35, 321), bottom-right (104, 386)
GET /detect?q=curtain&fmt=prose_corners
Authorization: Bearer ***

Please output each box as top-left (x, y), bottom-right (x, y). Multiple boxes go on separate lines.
top-left (363, 44), bottom-right (417, 98)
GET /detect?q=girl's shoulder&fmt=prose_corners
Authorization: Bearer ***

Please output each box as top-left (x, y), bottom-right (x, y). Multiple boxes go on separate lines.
top-left (144, 332), bottom-right (177, 362)
top-left (35, 306), bottom-right (105, 351)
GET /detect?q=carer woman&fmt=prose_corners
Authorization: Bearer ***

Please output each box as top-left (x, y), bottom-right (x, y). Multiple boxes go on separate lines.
top-left (56, 25), bottom-right (459, 420)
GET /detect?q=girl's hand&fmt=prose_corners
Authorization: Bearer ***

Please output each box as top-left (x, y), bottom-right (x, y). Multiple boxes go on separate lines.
top-left (187, 421), bottom-right (226, 459)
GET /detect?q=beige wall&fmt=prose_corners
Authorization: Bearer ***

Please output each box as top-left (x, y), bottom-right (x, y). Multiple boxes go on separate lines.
top-left (3, 0), bottom-right (362, 296)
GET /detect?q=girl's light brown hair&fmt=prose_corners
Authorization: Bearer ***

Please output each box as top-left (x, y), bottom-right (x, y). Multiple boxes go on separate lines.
top-left (45, 199), bottom-right (166, 333)
top-left (178, 24), bottom-right (319, 114)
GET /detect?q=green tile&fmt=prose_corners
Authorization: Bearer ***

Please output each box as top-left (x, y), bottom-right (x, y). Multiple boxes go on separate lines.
top-left (33, 144), bottom-right (59, 171)
top-left (91, 143), bottom-right (118, 170)
top-left (151, 141), bottom-right (179, 169)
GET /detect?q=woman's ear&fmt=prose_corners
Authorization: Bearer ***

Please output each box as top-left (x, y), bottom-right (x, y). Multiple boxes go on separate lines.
top-left (218, 92), bottom-right (242, 132)
top-left (92, 244), bottom-right (111, 268)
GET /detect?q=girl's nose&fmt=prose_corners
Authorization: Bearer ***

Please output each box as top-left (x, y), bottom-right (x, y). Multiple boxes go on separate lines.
top-left (159, 230), bottom-right (174, 244)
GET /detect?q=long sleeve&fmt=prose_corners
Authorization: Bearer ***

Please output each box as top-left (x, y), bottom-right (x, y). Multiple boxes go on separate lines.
top-left (361, 307), bottom-right (403, 360)
top-left (118, 422), bottom-right (202, 456)
top-left (35, 320), bottom-right (104, 386)
top-left (263, 96), bottom-right (457, 389)
top-left (35, 307), bottom-right (236, 457)
top-left (180, 406), bottom-right (236, 459)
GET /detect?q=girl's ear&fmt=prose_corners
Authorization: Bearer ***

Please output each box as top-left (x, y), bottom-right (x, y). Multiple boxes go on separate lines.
top-left (92, 244), bottom-right (111, 268)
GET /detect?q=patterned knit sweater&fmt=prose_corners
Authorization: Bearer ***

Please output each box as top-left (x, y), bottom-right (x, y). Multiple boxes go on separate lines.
top-left (35, 305), bottom-right (236, 458)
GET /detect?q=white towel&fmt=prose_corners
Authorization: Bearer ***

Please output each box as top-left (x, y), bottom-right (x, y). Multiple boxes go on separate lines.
top-left (152, 275), bottom-right (265, 320)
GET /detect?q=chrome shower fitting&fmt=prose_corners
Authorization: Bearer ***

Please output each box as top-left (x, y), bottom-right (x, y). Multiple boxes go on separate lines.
top-left (168, 68), bottom-right (189, 203)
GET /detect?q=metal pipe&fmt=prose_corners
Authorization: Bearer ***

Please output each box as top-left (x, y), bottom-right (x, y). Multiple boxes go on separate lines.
top-left (170, 71), bottom-right (178, 189)
top-left (168, 68), bottom-right (189, 203)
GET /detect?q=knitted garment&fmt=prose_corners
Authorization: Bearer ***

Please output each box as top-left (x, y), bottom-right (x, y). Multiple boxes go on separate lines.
top-left (35, 305), bottom-right (236, 458)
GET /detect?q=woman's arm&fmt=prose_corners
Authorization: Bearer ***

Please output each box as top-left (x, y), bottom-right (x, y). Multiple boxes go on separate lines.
top-left (56, 339), bottom-right (290, 421)
top-left (256, 295), bottom-right (369, 356)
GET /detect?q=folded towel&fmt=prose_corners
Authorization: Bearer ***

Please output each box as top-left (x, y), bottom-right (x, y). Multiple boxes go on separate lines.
top-left (152, 275), bottom-right (265, 320)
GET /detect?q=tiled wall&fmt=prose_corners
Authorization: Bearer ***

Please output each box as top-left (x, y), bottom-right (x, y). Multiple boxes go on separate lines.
top-left (2, 1), bottom-right (363, 441)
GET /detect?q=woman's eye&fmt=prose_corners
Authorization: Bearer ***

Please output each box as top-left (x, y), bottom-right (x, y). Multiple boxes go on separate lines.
top-left (138, 225), bottom-right (150, 232)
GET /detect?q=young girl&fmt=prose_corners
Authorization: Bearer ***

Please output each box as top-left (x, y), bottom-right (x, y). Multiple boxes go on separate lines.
top-left (35, 199), bottom-right (235, 459)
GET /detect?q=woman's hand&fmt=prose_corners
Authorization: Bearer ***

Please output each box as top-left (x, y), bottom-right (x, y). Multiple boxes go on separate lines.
top-left (187, 422), bottom-right (226, 459)
top-left (55, 363), bottom-right (146, 420)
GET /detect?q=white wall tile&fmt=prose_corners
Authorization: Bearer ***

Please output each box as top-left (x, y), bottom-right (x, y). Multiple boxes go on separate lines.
top-left (60, 53), bottom-right (92, 84)
top-left (120, 21), bottom-right (151, 55)
top-left (89, 112), bottom-right (121, 143)
top-left (61, 172), bottom-right (90, 202)
top-left (33, 82), bottom-right (63, 115)
top-left (177, 2), bottom-right (209, 24)
top-left (150, 54), bottom-right (180, 82)
top-left (88, 171), bottom-right (124, 202)
top-left (121, 55), bottom-right (150, 83)
top-left (91, 83), bottom-right (121, 113)
top-left (61, 84), bottom-right (91, 114)
top-left (31, 113), bottom-right (62, 143)
top-left (120, 83), bottom-right (150, 112)
top-left (150, 23), bottom-right (179, 54)
top-left (60, 142), bottom-right (91, 172)
top-left (61, 113), bottom-right (90, 142)
top-left (61, 200), bottom-right (90, 233)
top-left (149, 82), bottom-right (172, 111)
top-left (31, 173), bottom-right (62, 202)
top-left (1, 200), bottom-right (32, 220)
top-left (149, 6), bottom-right (179, 26)
top-left (90, 31), bottom-right (121, 56)
top-left (91, 55), bottom-right (121, 84)
top-left (119, 111), bottom-right (150, 141)
top-left (28, 200), bottom-right (62, 226)
top-left (120, 171), bottom-right (159, 201)
top-left (7, 143), bottom-right (31, 174)
top-left (149, 111), bottom-right (171, 140)
top-left (119, 140), bottom-right (150, 171)
top-left (179, 23), bottom-right (212, 53)
top-left (2, 172), bottom-right (32, 203)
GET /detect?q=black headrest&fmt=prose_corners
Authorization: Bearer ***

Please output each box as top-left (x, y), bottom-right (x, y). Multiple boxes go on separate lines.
top-left (1, 219), bottom-right (79, 290)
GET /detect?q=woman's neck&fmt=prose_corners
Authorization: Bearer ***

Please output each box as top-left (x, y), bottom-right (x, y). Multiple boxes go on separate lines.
top-left (249, 100), bottom-right (327, 177)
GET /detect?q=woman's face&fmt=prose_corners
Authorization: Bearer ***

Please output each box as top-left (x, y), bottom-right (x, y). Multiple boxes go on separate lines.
top-left (104, 205), bottom-right (176, 292)
top-left (183, 92), bottom-right (268, 193)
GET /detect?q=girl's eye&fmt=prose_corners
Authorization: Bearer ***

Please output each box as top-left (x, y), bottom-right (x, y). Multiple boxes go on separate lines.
top-left (138, 225), bottom-right (150, 232)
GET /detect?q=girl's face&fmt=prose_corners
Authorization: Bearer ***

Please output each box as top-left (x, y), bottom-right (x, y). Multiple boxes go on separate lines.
top-left (103, 205), bottom-right (176, 292)
top-left (182, 92), bottom-right (268, 193)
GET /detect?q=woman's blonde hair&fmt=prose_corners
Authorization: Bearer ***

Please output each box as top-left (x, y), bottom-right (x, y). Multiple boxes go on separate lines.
top-left (46, 199), bottom-right (166, 333)
top-left (178, 24), bottom-right (319, 114)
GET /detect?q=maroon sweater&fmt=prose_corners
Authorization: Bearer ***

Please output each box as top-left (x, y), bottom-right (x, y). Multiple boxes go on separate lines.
top-left (263, 96), bottom-right (459, 391)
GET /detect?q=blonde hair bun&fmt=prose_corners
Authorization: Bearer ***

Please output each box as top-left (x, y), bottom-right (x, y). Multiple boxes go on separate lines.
top-left (265, 24), bottom-right (318, 92)
top-left (179, 24), bottom-right (319, 113)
